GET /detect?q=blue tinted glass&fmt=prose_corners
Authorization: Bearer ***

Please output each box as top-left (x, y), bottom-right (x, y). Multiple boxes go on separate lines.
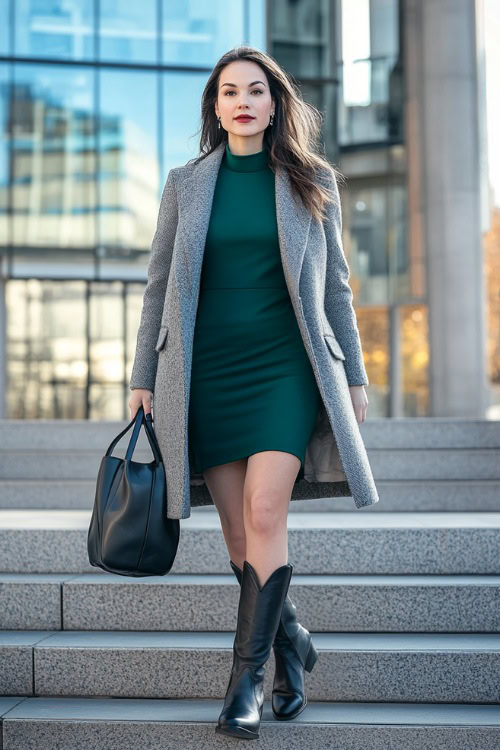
top-left (11, 64), bottom-right (97, 248)
top-left (162, 71), bottom-right (207, 183)
top-left (98, 69), bottom-right (159, 253)
top-left (0, 0), bottom-right (10, 54)
top-left (14, 0), bottom-right (94, 60)
top-left (99, 0), bottom-right (157, 63)
top-left (162, 0), bottom-right (245, 66)
top-left (0, 65), bottom-right (8, 244)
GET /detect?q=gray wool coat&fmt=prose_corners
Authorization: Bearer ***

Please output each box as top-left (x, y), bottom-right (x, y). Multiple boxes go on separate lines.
top-left (130, 141), bottom-right (380, 518)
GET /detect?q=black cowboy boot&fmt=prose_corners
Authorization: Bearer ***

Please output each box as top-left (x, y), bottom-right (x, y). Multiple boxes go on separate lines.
top-left (230, 559), bottom-right (318, 721)
top-left (216, 560), bottom-right (293, 740)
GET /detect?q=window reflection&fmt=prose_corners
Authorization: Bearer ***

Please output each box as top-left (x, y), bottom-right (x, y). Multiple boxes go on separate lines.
top-left (98, 69), bottom-right (159, 257)
top-left (14, 0), bottom-right (94, 60)
top-left (6, 278), bottom-right (148, 419)
top-left (99, 0), bottom-right (157, 63)
top-left (0, 65), bottom-right (8, 246)
top-left (7, 279), bottom-right (88, 419)
top-left (0, 1), bottom-right (10, 54)
top-left (126, 282), bottom-right (146, 385)
top-left (4, 0), bottom-right (265, 421)
top-left (269, 0), bottom-right (331, 79)
top-left (11, 64), bottom-right (97, 250)
top-left (300, 81), bottom-right (337, 157)
top-left (89, 281), bottom-right (125, 419)
top-left (344, 181), bottom-right (408, 306)
top-left (268, 0), bottom-right (338, 162)
top-left (162, 70), bottom-right (207, 183)
top-left (337, 0), bottom-right (403, 145)
top-left (162, 0), bottom-right (245, 66)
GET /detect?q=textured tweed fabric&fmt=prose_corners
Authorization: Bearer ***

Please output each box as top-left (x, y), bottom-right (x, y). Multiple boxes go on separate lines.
top-left (130, 141), bottom-right (380, 518)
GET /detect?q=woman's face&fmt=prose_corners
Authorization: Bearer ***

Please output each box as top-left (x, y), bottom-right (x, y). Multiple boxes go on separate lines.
top-left (215, 60), bottom-right (274, 148)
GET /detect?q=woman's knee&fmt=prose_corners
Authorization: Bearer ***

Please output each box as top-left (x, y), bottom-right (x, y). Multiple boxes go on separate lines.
top-left (244, 489), bottom-right (286, 535)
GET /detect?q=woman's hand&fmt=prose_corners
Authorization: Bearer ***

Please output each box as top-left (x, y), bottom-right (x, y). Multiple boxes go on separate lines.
top-left (129, 389), bottom-right (154, 421)
top-left (349, 385), bottom-right (368, 424)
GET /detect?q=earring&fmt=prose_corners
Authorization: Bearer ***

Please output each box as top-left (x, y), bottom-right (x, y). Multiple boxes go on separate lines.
top-left (217, 116), bottom-right (221, 129)
top-left (270, 112), bottom-right (274, 126)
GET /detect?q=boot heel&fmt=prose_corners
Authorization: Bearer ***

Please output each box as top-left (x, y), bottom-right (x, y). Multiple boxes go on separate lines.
top-left (304, 641), bottom-right (318, 672)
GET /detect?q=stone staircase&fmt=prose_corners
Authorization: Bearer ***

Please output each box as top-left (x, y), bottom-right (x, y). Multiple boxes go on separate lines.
top-left (0, 418), bottom-right (499, 748)
top-left (1, 418), bottom-right (500, 512)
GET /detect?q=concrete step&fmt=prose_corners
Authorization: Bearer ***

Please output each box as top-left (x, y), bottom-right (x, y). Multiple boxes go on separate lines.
top-left (2, 478), bottom-right (500, 511)
top-left (1, 448), bottom-right (499, 480)
top-left (2, 697), bottom-right (500, 750)
top-left (2, 418), bottom-right (500, 449)
top-left (2, 572), bottom-right (499, 632)
top-left (1, 510), bottom-right (499, 575)
top-left (2, 630), bottom-right (499, 703)
top-left (2, 696), bottom-right (500, 749)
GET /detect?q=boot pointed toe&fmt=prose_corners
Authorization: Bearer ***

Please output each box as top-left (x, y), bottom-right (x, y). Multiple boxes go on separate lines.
top-left (272, 692), bottom-right (307, 721)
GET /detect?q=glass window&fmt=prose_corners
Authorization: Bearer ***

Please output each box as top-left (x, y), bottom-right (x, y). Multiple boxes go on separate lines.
top-left (89, 281), bottom-right (126, 419)
top-left (14, 0), bottom-right (95, 61)
top-left (355, 303), bottom-right (429, 417)
top-left (0, 65), bottom-right (9, 248)
top-left (11, 64), bottom-right (97, 252)
top-left (98, 69), bottom-right (159, 261)
top-left (389, 183), bottom-right (409, 299)
top-left (0, 0), bottom-right (10, 55)
top-left (126, 281), bottom-right (147, 386)
top-left (401, 304), bottom-right (429, 417)
top-left (162, 0), bottom-right (245, 67)
top-left (371, 0), bottom-right (399, 59)
top-left (6, 278), bottom-right (144, 419)
top-left (162, 70), bottom-right (207, 183)
top-left (343, 180), bottom-right (408, 306)
top-left (98, 0), bottom-right (158, 63)
top-left (356, 305), bottom-right (389, 416)
top-left (269, 0), bottom-right (332, 79)
top-left (269, 0), bottom-right (339, 161)
top-left (337, 0), bottom-right (402, 145)
top-left (345, 182), bottom-right (389, 303)
top-left (300, 81), bottom-right (337, 158)
top-left (6, 279), bottom-right (88, 419)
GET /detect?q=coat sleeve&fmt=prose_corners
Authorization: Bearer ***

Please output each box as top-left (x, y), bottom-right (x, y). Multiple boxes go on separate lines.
top-left (129, 168), bottom-right (179, 393)
top-left (321, 171), bottom-right (369, 387)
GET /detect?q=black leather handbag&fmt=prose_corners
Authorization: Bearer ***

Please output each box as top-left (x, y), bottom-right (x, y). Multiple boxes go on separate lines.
top-left (87, 405), bottom-right (180, 577)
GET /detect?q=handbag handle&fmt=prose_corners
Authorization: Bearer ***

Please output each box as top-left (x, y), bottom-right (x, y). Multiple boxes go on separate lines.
top-left (105, 406), bottom-right (163, 465)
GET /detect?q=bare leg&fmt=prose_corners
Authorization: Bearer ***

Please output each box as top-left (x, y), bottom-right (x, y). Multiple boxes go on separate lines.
top-left (202, 458), bottom-right (248, 569)
top-left (202, 451), bottom-right (300, 585)
top-left (206, 451), bottom-right (315, 731)
top-left (242, 450), bottom-right (300, 587)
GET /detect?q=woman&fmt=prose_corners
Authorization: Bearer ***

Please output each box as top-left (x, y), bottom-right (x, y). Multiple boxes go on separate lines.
top-left (129, 46), bottom-right (379, 740)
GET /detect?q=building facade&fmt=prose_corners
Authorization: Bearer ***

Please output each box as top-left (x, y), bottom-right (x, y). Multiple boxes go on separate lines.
top-left (0, 0), bottom-right (491, 421)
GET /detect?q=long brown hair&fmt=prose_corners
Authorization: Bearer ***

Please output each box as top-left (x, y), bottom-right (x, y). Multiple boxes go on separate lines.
top-left (190, 45), bottom-right (345, 223)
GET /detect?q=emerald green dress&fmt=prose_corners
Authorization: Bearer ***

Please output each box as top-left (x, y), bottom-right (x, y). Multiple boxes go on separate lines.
top-left (188, 143), bottom-right (322, 481)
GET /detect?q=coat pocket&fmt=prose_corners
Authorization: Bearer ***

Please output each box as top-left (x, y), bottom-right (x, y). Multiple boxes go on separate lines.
top-left (323, 333), bottom-right (345, 361)
top-left (155, 325), bottom-right (169, 353)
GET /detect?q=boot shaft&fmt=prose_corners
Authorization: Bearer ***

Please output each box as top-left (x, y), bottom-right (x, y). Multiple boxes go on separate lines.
top-left (233, 560), bottom-right (293, 666)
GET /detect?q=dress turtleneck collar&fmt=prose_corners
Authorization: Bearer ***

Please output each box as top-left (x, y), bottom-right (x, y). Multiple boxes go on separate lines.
top-left (223, 142), bottom-right (269, 172)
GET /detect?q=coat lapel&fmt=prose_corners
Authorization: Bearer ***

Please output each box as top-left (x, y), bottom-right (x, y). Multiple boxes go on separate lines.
top-left (176, 142), bottom-right (312, 296)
